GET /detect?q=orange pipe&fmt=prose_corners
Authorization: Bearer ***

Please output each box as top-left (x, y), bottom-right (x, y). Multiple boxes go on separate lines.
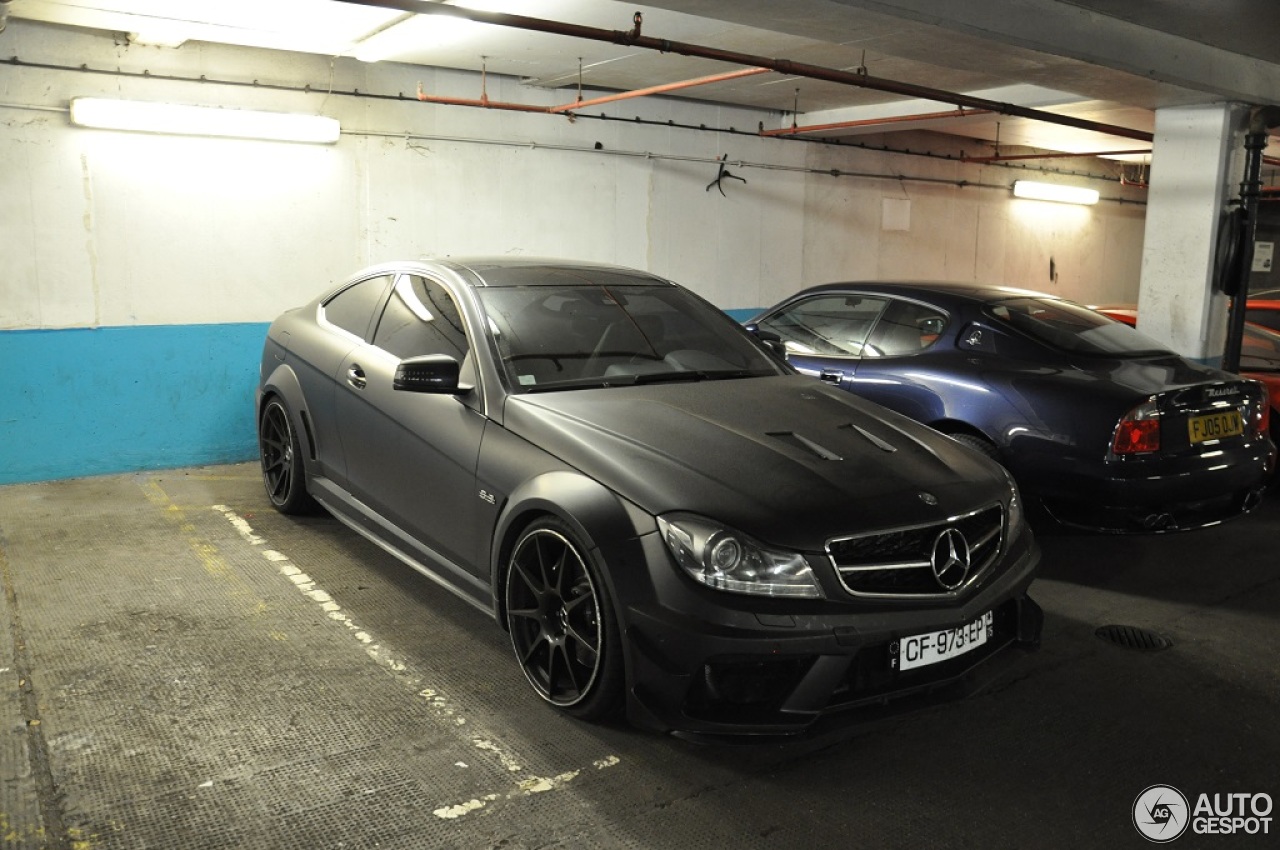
top-left (416, 84), bottom-right (552, 114)
top-left (549, 67), bottom-right (771, 113)
top-left (762, 108), bottom-right (991, 137)
top-left (336, 0), bottom-right (1154, 143)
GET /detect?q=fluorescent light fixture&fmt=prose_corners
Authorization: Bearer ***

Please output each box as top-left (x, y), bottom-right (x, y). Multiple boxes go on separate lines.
top-left (69, 98), bottom-right (341, 144)
top-left (1012, 180), bottom-right (1099, 205)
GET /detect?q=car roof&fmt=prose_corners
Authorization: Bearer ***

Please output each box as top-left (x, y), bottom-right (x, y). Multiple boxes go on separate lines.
top-left (435, 257), bottom-right (673, 288)
top-left (790, 280), bottom-right (1064, 304)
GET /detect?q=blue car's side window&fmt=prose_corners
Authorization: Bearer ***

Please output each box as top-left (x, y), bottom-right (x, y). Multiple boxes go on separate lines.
top-left (759, 294), bottom-right (888, 358)
top-left (864, 300), bottom-right (949, 357)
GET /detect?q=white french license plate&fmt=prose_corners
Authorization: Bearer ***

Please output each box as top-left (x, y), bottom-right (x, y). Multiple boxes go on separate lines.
top-left (897, 611), bottom-right (993, 671)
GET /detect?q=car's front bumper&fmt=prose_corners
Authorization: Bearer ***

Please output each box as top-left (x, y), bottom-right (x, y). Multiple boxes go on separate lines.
top-left (610, 527), bottom-right (1042, 737)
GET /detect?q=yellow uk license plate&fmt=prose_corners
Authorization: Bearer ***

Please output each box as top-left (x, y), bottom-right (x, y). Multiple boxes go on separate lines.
top-left (1187, 410), bottom-right (1243, 443)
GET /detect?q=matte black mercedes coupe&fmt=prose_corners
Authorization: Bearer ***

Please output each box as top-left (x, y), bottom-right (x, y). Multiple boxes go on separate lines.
top-left (751, 281), bottom-right (1275, 533)
top-left (257, 260), bottom-right (1041, 736)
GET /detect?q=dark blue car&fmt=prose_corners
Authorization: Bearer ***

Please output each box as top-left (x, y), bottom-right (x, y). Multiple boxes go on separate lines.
top-left (751, 281), bottom-right (1275, 532)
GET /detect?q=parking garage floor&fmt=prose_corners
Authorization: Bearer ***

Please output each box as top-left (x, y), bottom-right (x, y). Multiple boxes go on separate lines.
top-left (0, 463), bottom-right (1277, 850)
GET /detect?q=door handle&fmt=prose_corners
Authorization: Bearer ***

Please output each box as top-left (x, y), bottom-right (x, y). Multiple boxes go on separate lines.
top-left (820, 369), bottom-right (843, 385)
top-left (347, 364), bottom-right (367, 390)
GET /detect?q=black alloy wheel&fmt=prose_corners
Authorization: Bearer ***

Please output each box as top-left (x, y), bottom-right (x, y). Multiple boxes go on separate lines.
top-left (259, 398), bottom-right (317, 515)
top-left (505, 518), bottom-right (622, 720)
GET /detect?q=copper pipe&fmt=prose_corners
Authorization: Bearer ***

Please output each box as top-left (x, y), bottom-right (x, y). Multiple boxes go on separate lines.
top-left (964, 148), bottom-right (1150, 163)
top-left (334, 0), bottom-right (1154, 143)
top-left (416, 83), bottom-right (551, 114)
top-left (762, 108), bottom-right (991, 137)
top-left (549, 67), bottom-right (771, 114)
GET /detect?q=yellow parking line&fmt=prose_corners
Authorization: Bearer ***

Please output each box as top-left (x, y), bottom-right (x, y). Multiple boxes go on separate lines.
top-left (208, 503), bottom-right (622, 818)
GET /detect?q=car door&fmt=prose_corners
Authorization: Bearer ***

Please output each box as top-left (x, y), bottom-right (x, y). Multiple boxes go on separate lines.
top-left (759, 292), bottom-right (954, 423)
top-left (755, 293), bottom-right (890, 387)
top-left (294, 272), bottom-right (395, 489)
top-left (334, 272), bottom-right (487, 575)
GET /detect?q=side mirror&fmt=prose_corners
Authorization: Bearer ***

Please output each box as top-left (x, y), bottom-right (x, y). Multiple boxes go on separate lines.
top-left (394, 354), bottom-right (464, 394)
top-left (745, 324), bottom-right (787, 358)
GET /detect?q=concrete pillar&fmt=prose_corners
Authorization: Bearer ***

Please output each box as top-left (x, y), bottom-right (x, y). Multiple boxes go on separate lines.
top-left (1136, 103), bottom-right (1250, 363)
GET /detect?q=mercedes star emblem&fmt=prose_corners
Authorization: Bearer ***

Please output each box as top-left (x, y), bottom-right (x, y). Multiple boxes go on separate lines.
top-left (930, 528), bottom-right (972, 590)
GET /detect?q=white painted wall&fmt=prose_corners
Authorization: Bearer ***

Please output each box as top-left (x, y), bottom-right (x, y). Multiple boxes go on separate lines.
top-left (0, 20), bottom-right (1148, 331)
top-left (798, 141), bottom-right (1148, 305)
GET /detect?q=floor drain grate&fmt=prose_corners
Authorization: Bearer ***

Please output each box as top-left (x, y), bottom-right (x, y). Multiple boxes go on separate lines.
top-left (1095, 624), bottom-right (1172, 651)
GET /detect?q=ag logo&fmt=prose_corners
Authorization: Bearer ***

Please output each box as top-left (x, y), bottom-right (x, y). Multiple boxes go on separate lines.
top-left (1133, 785), bottom-right (1189, 842)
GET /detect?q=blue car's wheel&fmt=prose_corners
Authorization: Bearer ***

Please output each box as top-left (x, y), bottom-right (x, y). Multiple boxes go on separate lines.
top-left (951, 432), bottom-right (1002, 465)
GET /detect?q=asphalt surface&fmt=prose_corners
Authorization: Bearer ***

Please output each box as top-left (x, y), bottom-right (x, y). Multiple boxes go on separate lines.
top-left (0, 463), bottom-right (1276, 849)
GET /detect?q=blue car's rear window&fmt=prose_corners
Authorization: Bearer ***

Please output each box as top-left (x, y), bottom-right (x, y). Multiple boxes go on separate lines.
top-left (987, 297), bottom-right (1171, 357)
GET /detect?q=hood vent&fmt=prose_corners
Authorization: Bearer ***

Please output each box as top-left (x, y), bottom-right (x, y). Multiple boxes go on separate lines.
top-left (767, 431), bottom-right (843, 461)
top-left (838, 422), bottom-right (898, 453)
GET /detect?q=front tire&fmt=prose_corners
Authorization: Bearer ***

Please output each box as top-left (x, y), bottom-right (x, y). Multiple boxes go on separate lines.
top-left (950, 432), bottom-right (1002, 465)
top-left (504, 518), bottom-right (623, 721)
top-left (258, 397), bottom-right (318, 515)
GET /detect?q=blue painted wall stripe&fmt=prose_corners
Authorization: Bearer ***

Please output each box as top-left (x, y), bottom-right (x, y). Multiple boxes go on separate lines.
top-left (0, 310), bottom-right (768, 485)
top-left (723, 308), bottom-right (762, 323)
top-left (0, 323), bottom-right (269, 485)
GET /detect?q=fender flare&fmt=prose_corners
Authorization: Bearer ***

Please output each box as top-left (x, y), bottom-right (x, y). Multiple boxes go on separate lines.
top-left (259, 363), bottom-right (317, 464)
top-left (489, 470), bottom-right (655, 624)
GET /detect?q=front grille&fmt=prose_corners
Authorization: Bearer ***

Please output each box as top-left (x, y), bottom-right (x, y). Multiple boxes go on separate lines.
top-left (827, 504), bottom-right (1004, 598)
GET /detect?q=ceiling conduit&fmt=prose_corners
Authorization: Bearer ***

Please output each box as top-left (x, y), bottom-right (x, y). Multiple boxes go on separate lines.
top-left (333, 0), bottom-right (1155, 143)
top-left (762, 108), bottom-right (992, 137)
top-left (417, 66), bottom-right (772, 114)
top-left (964, 149), bottom-right (1151, 163)
top-left (548, 67), bottom-right (771, 114)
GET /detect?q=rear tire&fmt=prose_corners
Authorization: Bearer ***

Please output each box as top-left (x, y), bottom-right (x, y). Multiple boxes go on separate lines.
top-left (259, 397), bottom-right (319, 515)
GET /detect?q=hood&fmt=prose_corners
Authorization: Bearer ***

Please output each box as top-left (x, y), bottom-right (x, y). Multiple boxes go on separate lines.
top-left (503, 375), bottom-right (1009, 550)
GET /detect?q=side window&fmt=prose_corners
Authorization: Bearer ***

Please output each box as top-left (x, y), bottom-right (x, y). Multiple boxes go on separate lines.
top-left (863, 300), bottom-right (949, 357)
top-left (321, 275), bottom-right (392, 340)
top-left (373, 275), bottom-right (471, 363)
top-left (758, 294), bottom-right (889, 357)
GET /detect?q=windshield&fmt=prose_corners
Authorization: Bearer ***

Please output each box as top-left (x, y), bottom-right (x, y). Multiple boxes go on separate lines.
top-left (476, 283), bottom-right (784, 392)
top-left (1241, 323), bottom-right (1280, 373)
top-left (988, 297), bottom-right (1172, 357)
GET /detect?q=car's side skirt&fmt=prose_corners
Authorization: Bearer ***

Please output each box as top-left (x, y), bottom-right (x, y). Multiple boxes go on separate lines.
top-left (309, 476), bottom-right (496, 618)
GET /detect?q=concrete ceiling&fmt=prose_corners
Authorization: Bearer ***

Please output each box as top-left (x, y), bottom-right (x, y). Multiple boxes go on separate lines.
top-left (7, 0), bottom-right (1280, 158)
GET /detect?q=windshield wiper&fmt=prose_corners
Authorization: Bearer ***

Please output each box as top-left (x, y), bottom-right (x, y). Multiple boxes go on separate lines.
top-left (700, 369), bottom-right (761, 380)
top-left (520, 368), bottom-right (763, 392)
top-left (630, 370), bottom-right (708, 385)
top-left (633, 368), bottom-right (763, 384)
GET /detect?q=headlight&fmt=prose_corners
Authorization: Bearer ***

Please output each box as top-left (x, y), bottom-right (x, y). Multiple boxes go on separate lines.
top-left (656, 513), bottom-right (823, 599)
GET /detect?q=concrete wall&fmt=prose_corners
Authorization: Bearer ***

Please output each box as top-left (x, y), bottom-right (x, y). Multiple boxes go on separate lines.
top-left (0, 21), bottom-right (1147, 483)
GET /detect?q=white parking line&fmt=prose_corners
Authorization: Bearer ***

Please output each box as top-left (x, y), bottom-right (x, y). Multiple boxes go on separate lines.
top-left (210, 505), bottom-right (620, 818)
